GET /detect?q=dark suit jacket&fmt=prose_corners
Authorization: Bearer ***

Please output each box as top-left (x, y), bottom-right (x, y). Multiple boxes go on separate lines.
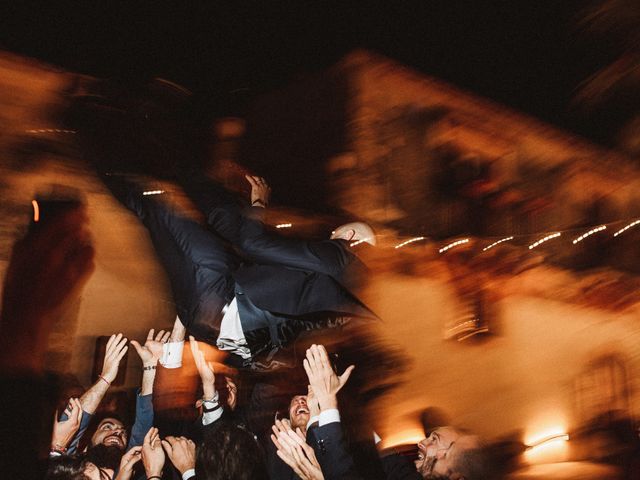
top-left (233, 237), bottom-right (376, 319)
top-left (312, 422), bottom-right (422, 480)
top-left (230, 235), bottom-right (378, 368)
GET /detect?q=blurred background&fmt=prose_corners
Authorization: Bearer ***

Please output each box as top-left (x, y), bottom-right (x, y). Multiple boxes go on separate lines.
top-left (1, 2), bottom-right (640, 478)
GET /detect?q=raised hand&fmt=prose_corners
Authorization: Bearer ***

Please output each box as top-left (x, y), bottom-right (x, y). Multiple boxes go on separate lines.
top-left (131, 329), bottom-right (170, 366)
top-left (189, 336), bottom-right (216, 399)
top-left (115, 446), bottom-right (142, 480)
top-left (271, 420), bottom-right (324, 480)
top-left (161, 436), bottom-right (196, 475)
top-left (303, 344), bottom-right (354, 411)
top-left (142, 427), bottom-right (165, 478)
top-left (225, 376), bottom-right (238, 411)
top-left (51, 397), bottom-right (83, 452)
top-left (271, 418), bottom-right (293, 452)
top-left (101, 333), bottom-right (128, 383)
top-left (245, 175), bottom-right (271, 207)
top-left (307, 385), bottom-right (320, 419)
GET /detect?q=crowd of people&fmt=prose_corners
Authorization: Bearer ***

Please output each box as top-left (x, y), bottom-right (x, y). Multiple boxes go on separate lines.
top-left (45, 329), bottom-right (494, 480)
top-left (43, 329), bottom-right (492, 480)
top-left (0, 161), bottom-right (493, 479)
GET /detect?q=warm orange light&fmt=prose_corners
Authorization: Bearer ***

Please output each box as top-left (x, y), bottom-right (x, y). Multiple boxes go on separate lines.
top-left (524, 424), bottom-right (568, 447)
top-left (526, 433), bottom-right (569, 450)
top-left (32, 200), bottom-right (39, 222)
top-left (524, 423), bottom-right (569, 464)
top-left (377, 426), bottom-right (426, 449)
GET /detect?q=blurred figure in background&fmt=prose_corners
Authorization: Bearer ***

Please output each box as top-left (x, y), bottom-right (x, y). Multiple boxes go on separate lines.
top-left (0, 201), bottom-right (95, 479)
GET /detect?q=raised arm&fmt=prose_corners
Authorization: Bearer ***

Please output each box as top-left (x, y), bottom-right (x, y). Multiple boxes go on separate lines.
top-left (271, 420), bottom-right (325, 480)
top-left (141, 427), bottom-right (165, 480)
top-left (303, 344), bottom-right (358, 479)
top-left (80, 333), bottom-right (128, 414)
top-left (131, 328), bottom-right (169, 396)
top-left (245, 175), bottom-right (271, 208)
top-left (50, 397), bottom-right (83, 456)
top-left (127, 329), bottom-right (168, 449)
top-left (189, 336), bottom-right (225, 426)
top-left (304, 344), bottom-right (353, 413)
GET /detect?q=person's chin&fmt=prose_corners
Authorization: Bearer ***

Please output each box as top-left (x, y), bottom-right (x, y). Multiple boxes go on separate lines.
top-left (291, 414), bottom-right (309, 429)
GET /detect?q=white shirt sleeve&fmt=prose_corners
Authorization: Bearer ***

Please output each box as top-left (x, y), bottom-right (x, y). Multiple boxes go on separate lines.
top-left (160, 341), bottom-right (184, 368)
top-left (202, 392), bottom-right (224, 425)
top-left (306, 415), bottom-right (319, 431)
top-left (319, 408), bottom-right (341, 426)
top-left (182, 468), bottom-right (196, 480)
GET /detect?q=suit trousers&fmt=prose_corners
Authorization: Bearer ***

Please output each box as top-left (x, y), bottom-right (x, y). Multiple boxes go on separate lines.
top-left (103, 175), bottom-right (236, 343)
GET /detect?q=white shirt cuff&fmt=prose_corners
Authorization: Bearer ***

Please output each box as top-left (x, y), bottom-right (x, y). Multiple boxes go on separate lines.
top-left (182, 468), bottom-right (196, 480)
top-left (202, 392), bottom-right (223, 425)
top-left (319, 408), bottom-right (340, 426)
top-left (373, 431), bottom-right (382, 444)
top-left (306, 415), bottom-right (319, 431)
top-left (160, 341), bottom-right (184, 368)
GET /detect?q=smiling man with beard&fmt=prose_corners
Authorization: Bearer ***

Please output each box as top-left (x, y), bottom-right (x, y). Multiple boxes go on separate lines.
top-left (90, 417), bottom-right (129, 450)
top-left (414, 427), bottom-right (494, 480)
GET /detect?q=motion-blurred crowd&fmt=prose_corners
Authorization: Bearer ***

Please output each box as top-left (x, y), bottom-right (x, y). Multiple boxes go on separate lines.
top-left (0, 187), bottom-right (494, 480)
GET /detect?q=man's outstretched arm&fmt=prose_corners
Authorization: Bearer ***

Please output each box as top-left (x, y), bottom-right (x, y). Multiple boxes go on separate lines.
top-left (80, 333), bottom-right (129, 414)
top-left (239, 176), bottom-right (358, 276)
top-left (62, 333), bottom-right (129, 454)
top-left (128, 328), bottom-right (168, 449)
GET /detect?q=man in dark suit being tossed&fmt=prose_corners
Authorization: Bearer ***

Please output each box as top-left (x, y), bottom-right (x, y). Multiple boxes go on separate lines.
top-left (103, 171), bottom-right (377, 372)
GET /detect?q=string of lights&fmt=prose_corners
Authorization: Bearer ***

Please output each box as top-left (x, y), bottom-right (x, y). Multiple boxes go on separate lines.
top-left (25, 128), bottom-right (77, 134)
top-left (528, 232), bottom-right (561, 250)
top-left (392, 216), bottom-right (640, 254)
top-left (394, 236), bottom-right (425, 249)
top-left (248, 216), bottom-right (640, 254)
top-left (482, 236), bottom-right (513, 251)
top-left (572, 225), bottom-right (606, 244)
top-left (439, 238), bottom-right (470, 253)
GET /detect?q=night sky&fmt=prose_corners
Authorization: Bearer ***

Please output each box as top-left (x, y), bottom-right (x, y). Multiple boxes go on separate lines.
top-left (0, 1), bottom-right (624, 145)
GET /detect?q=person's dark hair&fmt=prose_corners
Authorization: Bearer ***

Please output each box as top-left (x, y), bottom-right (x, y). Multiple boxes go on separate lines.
top-left (83, 444), bottom-right (123, 472)
top-left (45, 455), bottom-right (88, 480)
top-left (196, 421), bottom-right (268, 480)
